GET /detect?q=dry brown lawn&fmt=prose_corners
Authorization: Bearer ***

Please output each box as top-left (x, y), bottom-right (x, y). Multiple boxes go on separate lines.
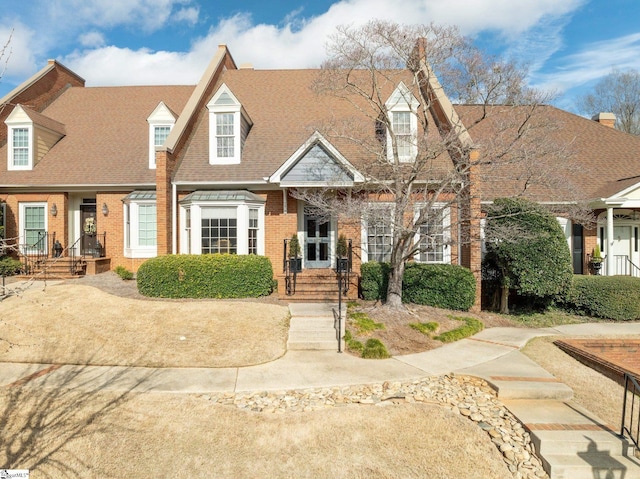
top-left (0, 386), bottom-right (511, 478)
top-left (0, 282), bottom-right (289, 367)
top-left (522, 335), bottom-right (640, 428)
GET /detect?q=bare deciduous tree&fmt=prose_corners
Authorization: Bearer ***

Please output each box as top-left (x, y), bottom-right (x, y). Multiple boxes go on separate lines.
top-left (295, 20), bottom-right (581, 309)
top-left (579, 68), bottom-right (640, 135)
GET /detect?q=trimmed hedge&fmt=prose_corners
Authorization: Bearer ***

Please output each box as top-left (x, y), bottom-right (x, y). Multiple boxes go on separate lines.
top-left (360, 262), bottom-right (476, 311)
top-left (360, 262), bottom-right (390, 302)
top-left (0, 256), bottom-right (21, 276)
top-left (562, 275), bottom-right (640, 321)
top-left (137, 254), bottom-right (274, 298)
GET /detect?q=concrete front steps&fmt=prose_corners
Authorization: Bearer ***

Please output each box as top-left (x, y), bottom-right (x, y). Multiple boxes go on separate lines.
top-left (504, 399), bottom-right (640, 479)
top-left (463, 351), bottom-right (639, 479)
top-left (287, 303), bottom-right (344, 351)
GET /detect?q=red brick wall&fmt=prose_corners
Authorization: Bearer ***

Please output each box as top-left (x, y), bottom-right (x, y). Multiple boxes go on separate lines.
top-left (0, 62), bottom-right (85, 145)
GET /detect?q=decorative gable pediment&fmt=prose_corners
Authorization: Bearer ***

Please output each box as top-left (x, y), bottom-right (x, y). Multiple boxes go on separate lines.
top-left (270, 131), bottom-right (364, 187)
top-left (385, 81), bottom-right (419, 110)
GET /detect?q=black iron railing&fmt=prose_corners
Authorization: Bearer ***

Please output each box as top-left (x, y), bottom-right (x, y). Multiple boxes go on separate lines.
top-left (18, 231), bottom-right (106, 275)
top-left (69, 232), bottom-right (107, 274)
top-left (20, 231), bottom-right (49, 274)
top-left (614, 255), bottom-right (640, 277)
top-left (283, 238), bottom-right (301, 295)
top-left (621, 372), bottom-right (640, 451)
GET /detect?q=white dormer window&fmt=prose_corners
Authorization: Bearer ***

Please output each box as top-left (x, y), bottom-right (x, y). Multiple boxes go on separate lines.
top-left (207, 84), bottom-right (252, 165)
top-left (5, 106), bottom-right (33, 171)
top-left (147, 102), bottom-right (176, 169)
top-left (385, 82), bottom-right (419, 162)
top-left (11, 127), bottom-right (30, 167)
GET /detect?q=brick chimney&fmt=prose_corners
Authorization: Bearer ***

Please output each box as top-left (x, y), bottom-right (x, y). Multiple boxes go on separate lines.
top-left (592, 112), bottom-right (616, 128)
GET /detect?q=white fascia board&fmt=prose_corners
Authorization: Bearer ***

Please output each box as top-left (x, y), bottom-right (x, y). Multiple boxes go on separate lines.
top-left (269, 131), bottom-right (364, 184)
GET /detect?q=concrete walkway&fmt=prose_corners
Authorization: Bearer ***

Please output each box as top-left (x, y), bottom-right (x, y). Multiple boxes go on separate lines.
top-left (2, 303), bottom-right (640, 478)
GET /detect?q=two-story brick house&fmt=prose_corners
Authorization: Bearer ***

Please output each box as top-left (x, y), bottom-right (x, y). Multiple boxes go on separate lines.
top-left (2, 45), bottom-right (640, 303)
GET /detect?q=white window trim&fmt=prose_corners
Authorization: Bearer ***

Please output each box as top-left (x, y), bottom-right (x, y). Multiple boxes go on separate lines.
top-left (8, 124), bottom-right (33, 171)
top-left (207, 84), bottom-right (247, 165)
top-left (19, 202), bottom-right (48, 254)
top-left (123, 200), bottom-right (157, 258)
top-left (180, 200), bottom-right (265, 256)
top-left (413, 204), bottom-right (451, 264)
top-left (147, 102), bottom-right (176, 169)
top-left (361, 203), bottom-right (394, 264)
top-left (385, 82), bottom-right (419, 163)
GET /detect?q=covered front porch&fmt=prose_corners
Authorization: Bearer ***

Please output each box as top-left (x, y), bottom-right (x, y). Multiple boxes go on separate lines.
top-left (590, 178), bottom-right (640, 277)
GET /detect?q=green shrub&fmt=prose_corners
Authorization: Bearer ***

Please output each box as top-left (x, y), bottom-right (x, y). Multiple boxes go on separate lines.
top-left (562, 275), bottom-right (640, 321)
top-left (483, 197), bottom-right (573, 312)
top-left (409, 321), bottom-right (439, 335)
top-left (402, 263), bottom-right (476, 310)
top-left (114, 265), bottom-right (134, 280)
top-left (360, 262), bottom-right (476, 310)
top-left (434, 317), bottom-right (484, 343)
top-left (361, 338), bottom-right (390, 359)
top-left (360, 262), bottom-right (391, 301)
top-left (0, 256), bottom-right (21, 276)
top-left (137, 254), bottom-right (274, 298)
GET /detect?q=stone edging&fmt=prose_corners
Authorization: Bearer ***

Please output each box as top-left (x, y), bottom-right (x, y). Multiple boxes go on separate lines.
top-left (199, 373), bottom-right (548, 479)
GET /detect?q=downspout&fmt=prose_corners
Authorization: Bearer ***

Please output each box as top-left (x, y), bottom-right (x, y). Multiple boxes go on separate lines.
top-left (172, 182), bottom-right (177, 254)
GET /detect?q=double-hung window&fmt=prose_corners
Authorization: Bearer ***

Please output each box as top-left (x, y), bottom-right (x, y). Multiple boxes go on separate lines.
top-left (215, 113), bottom-right (235, 158)
top-left (416, 205), bottom-right (450, 264)
top-left (123, 192), bottom-right (157, 258)
top-left (147, 102), bottom-right (176, 169)
top-left (20, 203), bottom-right (47, 253)
top-left (12, 128), bottom-right (30, 167)
top-left (385, 82), bottom-right (419, 162)
top-left (364, 206), bottom-right (393, 263)
top-left (207, 84), bottom-right (252, 165)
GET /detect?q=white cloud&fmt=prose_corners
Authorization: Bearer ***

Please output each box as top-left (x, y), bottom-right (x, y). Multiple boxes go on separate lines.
top-left (532, 33), bottom-right (640, 94)
top-left (5, 0), bottom-right (590, 92)
top-left (46, 0), bottom-right (184, 32)
top-left (0, 22), bottom-right (39, 84)
top-left (79, 31), bottom-right (106, 49)
top-left (174, 6), bottom-right (199, 25)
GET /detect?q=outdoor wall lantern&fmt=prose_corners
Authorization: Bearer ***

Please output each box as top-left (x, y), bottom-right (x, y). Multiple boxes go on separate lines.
top-left (102, 203), bottom-right (109, 216)
top-left (50, 203), bottom-right (57, 217)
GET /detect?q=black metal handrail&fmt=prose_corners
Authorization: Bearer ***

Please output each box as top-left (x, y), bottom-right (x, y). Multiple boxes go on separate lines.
top-left (332, 307), bottom-right (343, 353)
top-left (69, 231), bottom-right (107, 274)
top-left (283, 238), bottom-right (301, 295)
top-left (621, 372), bottom-right (640, 451)
top-left (20, 231), bottom-right (49, 274)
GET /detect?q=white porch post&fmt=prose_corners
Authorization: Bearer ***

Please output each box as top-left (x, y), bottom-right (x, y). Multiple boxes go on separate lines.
top-left (606, 206), bottom-right (614, 276)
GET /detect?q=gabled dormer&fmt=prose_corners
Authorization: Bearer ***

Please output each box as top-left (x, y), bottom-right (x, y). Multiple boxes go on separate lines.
top-left (385, 82), bottom-right (419, 162)
top-left (5, 104), bottom-right (66, 171)
top-left (147, 101), bottom-right (177, 169)
top-left (206, 83), bottom-right (252, 165)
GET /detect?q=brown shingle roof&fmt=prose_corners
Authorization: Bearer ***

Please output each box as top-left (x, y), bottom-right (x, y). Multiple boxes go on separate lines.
top-left (173, 69), bottom-right (454, 184)
top-left (0, 85), bottom-right (193, 186)
top-left (456, 104), bottom-right (640, 202)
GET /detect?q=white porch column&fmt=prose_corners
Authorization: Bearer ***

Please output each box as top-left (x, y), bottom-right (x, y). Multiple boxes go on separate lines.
top-left (606, 206), bottom-right (614, 276)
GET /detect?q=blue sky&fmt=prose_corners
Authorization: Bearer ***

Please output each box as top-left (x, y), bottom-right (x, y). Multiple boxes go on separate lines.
top-left (1, 0), bottom-right (639, 113)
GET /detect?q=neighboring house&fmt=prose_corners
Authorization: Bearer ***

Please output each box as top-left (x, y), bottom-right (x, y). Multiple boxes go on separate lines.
top-left (1, 45), bottom-right (640, 302)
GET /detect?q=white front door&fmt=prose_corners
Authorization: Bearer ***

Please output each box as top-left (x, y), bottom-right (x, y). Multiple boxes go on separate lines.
top-left (304, 207), bottom-right (332, 268)
top-left (611, 226), bottom-right (632, 274)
